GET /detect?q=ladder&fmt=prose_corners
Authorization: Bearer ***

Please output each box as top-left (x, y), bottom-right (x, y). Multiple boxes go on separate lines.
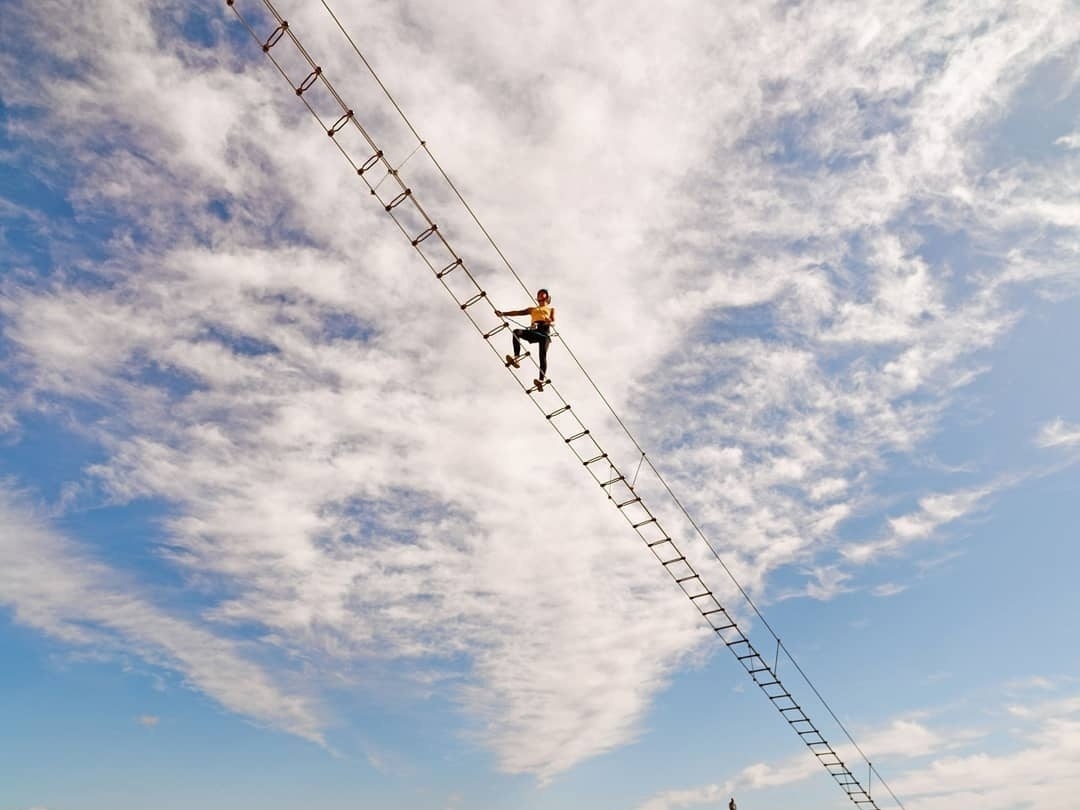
top-left (226, 3), bottom-right (888, 806)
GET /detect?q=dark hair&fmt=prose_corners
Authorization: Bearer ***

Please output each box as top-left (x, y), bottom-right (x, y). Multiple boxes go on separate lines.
top-left (537, 288), bottom-right (550, 298)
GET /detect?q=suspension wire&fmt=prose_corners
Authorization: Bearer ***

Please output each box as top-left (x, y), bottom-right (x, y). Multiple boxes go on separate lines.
top-left (630, 451), bottom-right (646, 489)
top-left (226, 3), bottom-right (905, 807)
top-left (314, 3), bottom-right (906, 805)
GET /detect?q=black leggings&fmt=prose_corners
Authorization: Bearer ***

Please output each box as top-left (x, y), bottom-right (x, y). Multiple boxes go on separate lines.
top-left (513, 324), bottom-right (551, 378)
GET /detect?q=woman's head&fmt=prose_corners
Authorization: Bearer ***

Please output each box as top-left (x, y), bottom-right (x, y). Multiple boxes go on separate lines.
top-left (537, 288), bottom-right (550, 303)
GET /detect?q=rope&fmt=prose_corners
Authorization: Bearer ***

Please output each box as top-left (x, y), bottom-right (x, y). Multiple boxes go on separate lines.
top-left (311, 6), bottom-right (904, 805)
top-left (630, 452), bottom-right (646, 489)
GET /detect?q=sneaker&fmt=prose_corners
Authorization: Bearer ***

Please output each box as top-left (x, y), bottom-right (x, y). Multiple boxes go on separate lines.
top-left (533, 377), bottom-right (545, 391)
top-left (505, 354), bottom-right (520, 369)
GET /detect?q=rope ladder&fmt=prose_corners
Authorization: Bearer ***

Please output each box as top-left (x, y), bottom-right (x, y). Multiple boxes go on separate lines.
top-left (224, 3), bottom-right (900, 806)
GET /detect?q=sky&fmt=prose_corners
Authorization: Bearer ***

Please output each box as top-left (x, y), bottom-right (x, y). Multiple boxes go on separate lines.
top-left (1, 1), bottom-right (1079, 809)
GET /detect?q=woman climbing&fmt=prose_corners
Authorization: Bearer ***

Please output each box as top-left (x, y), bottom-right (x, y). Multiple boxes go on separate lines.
top-left (496, 288), bottom-right (555, 391)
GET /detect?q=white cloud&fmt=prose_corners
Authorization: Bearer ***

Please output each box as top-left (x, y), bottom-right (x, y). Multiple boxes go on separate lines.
top-left (1, 0), bottom-right (1078, 784)
top-left (1055, 132), bottom-right (1080, 149)
top-left (1035, 418), bottom-right (1080, 449)
top-left (1005, 675), bottom-right (1057, 692)
top-left (0, 487), bottom-right (326, 743)
top-left (891, 716), bottom-right (1080, 810)
top-left (872, 582), bottom-right (908, 597)
top-left (1006, 694), bottom-right (1080, 721)
top-left (842, 484), bottom-right (997, 564)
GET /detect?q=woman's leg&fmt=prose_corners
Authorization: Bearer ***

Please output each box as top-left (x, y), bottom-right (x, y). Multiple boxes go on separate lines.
top-left (511, 328), bottom-right (548, 377)
top-left (538, 335), bottom-right (549, 378)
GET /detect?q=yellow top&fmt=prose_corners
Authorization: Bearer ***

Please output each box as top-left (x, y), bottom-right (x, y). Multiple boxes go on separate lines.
top-left (529, 304), bottom-right (554, 324)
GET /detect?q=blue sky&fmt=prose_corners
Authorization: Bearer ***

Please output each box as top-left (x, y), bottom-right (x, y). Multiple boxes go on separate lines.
top-left (2, 1), bottom-right (1080, 809)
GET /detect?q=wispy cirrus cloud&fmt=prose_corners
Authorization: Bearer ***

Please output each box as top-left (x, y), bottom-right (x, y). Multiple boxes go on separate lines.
top-left (891, 719), bottom-right (1080, 810)
top-left (632, 0), bottom-right (1080, 602)
top-left (840, 484), bottom-right (997, 565)
top-left (1, 0), bottom-right (1078, 785)
top-left (872, 582), bottom-right (908, 597)
top-left (1035, 418), bottom-right (1080, 449)
top-left (1055, 132), bottom-right (1080, 150)
top-left (0, 486), bottom-right (326, 743)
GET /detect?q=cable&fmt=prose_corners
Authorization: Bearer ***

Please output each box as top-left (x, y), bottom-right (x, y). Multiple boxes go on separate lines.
top-left (312, 4), bottom-right (905, 806)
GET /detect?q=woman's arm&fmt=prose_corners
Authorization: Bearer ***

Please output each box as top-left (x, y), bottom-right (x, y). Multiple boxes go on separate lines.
top-left (496, 308), bottom-right (530, 317)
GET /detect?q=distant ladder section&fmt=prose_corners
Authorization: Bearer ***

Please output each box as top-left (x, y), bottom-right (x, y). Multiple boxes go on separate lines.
top-left (226, 3), bottom-right (887, 807)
